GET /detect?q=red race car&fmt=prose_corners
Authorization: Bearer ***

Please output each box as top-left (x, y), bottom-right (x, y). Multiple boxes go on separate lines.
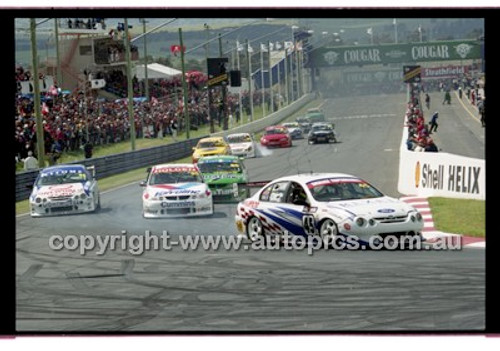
top-left (260, 126), bottom-right (292, 148)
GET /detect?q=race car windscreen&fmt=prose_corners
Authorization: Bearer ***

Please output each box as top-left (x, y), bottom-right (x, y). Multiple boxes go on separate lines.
top-left (227, 135), bottom-right (251, 143)
top-left (308, 180), bottom-right (384, 202)
top-left (197, 141), bottom-right (224, 148)
top-left (149, 171), bottom-right (202, 185)
top-left (198, 161), bottom-right (242, 173)
top-left (311, 124), bottom-right (332, 132)
top-left (36, 170), bottom-right (88, 186)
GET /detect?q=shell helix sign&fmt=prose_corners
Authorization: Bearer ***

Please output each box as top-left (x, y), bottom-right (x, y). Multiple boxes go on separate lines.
top-left (399, 152), bottom-right (485, 200)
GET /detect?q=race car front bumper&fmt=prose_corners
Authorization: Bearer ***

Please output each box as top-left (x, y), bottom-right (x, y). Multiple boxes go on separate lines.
top-left (143, 197), bottom-right (213, 218)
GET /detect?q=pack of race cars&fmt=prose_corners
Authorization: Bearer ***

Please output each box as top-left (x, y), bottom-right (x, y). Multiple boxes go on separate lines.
top-left (27, 110), bottom-right (424, 247)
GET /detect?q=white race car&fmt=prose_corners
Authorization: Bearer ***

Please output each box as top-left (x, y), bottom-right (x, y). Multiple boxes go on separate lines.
top-left (235, 173), bottom-right (424, 247)
top-left (282, 122), bottom-right (304, 139)
top-left (226, 133), bottom-right (256, 158)
top-left (141, 163), bottom-right (213, 218)
top-left (29, 164), bottom-right (100, 217)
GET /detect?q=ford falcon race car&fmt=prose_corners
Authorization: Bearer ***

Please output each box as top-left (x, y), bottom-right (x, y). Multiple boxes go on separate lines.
top-left (282, 122), bottom-right (304, 139)
top-left (197, 155), bottom-right (250, 202)
top-left (192, 136), bottom-right (231, 163)
top-left (235, 173), bottom-right (424, 247)
top-left (29, 164), bottom-right (100, 217)
top-left (308, 122), bottom-right (337, 144)
top-left (141, 163), bottom-right (213, 218)
top-left (260, 126), bottom-right (292, 148)
top-left (226, 133), bottom-right (256, 158)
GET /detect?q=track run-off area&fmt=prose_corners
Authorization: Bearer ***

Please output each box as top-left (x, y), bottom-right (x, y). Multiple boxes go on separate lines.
top-left (16, 92), bottom-right (485, 332)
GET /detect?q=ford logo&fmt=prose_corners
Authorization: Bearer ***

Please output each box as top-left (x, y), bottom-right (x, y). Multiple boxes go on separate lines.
top-left (378, 208), bottom-right (395, 213)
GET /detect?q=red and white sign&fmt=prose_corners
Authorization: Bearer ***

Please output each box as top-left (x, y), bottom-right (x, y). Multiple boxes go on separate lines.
top-left (421, 65), bottom-right (469, 79)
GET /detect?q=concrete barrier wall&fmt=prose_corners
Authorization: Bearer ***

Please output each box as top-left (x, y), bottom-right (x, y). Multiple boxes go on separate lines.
top-left (211, 94), bottom-right (314, 138)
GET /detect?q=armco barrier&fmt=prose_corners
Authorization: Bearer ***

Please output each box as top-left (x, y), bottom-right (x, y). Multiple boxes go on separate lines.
top-left (15, 136), bottom-right (205, 202)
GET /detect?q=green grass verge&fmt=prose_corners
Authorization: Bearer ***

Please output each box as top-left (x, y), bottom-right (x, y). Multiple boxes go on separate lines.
top-left (428, 197), bottom-right (485, 237)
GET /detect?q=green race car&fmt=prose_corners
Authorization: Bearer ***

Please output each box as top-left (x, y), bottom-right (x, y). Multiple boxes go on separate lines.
top-left (197, 155), bottom-right (250, 202)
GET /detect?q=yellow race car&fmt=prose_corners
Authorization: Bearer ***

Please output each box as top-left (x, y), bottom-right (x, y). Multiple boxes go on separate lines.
top-left (192, 136), bottom-right (231, 163)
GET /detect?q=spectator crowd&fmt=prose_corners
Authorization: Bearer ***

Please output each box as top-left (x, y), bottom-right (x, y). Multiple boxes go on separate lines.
top-left (405, 86), bottom-right (439, 153)
top-left (14, 66), bottom-right (273, 166)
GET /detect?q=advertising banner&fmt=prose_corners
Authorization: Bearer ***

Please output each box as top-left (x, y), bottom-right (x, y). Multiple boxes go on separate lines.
top-left (309, 39), bottom-right (481, 68)
top-left (421, 65), bottom-right (469, 79)
top-left (398, 128), bottom-right (485, 200)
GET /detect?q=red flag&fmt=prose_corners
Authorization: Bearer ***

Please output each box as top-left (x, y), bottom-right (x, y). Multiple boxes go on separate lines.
top-left (170, 45), bottom-right (186, 56)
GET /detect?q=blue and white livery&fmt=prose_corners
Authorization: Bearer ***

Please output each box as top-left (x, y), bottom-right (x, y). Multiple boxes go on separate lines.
top-left (29, 164), bottom-right (100, 217)
top-left (235, 173), bottom-right (424, 246)
top-left (141, 163), bottom-right (213, 218)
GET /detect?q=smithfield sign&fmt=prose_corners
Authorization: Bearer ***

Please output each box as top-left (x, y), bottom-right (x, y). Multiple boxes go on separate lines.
top-left (309, 40), bottom-right (481, 68)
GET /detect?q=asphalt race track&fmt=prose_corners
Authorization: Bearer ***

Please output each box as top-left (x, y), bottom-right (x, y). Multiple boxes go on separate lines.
top-left (16, 92), bottom-right (485, 332)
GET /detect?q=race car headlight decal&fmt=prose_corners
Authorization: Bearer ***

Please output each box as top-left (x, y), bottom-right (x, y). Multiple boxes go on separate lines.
top-left (416, 212), bottom-right (423, 221)
top-left (35, 197), bottom-right (42, 204)
top-left (355, 217), bottom-right (366, 227)
top-left (369, 218), bottom-right (376, 226)
top-left (247, 146), bottom-right (253, 151)
top-left (74, 195), bottom-right (79, 200)
top-left (80, 193), bottom-right (87, 200)
top-left (411, 215), bottom-right (416, 222)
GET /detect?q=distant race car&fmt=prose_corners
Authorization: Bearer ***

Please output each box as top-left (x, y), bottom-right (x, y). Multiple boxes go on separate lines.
top-left (197, 155), bottom-right (250, 202)
top-left (141, 163), bottom-right (213, 218)
top-left (305, 109), bottom-right (326, 124)
top-left (295, 116), bottom-right (311, 133)
top-left (260, 125), bottom-right (292, 148)
top-left (192, 136), bottom-right (231, 163)
top-left (282, 122), bottom-right (304, 139)
top-left (235, 173), bottom-right (424, 247)
top-left (308, 122), bottom-right (337, 144)
top-left (29, 164), bottom-right (100, 217)
top-left (226, 132), bottom-right (256, 158)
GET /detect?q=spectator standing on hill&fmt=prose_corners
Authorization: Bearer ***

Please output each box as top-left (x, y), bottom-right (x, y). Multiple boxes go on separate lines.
top-left (429, 111), bottom-right (439, 133)
top-left (23, 151), bottom-right (38, 171)
top-left (84, 142), bottom-right (93, 159)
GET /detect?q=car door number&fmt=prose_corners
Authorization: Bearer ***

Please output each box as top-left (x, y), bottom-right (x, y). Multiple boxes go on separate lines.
top-left (302, 214), bottom-right (317, 235)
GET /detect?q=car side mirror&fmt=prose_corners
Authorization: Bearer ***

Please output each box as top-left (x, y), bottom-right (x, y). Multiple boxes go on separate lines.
top-left (139, 181), bottom-right (147, 187)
